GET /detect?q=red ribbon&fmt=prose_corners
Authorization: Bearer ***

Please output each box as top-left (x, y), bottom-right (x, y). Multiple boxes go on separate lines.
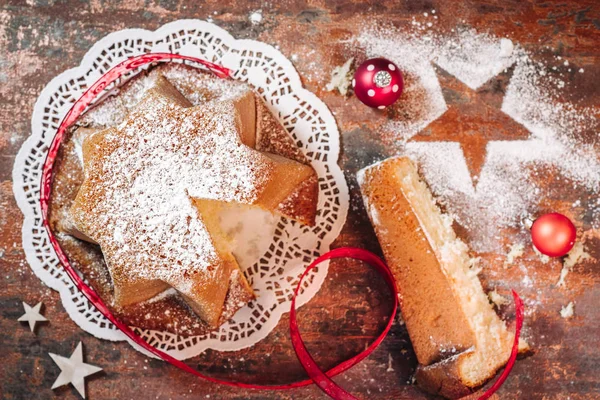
top-left (290, 248), bottom-right (398, 399)
top-left (477, 290), bottom-right (524, 400)
top-left (38, 52), bottom-right (522, 399)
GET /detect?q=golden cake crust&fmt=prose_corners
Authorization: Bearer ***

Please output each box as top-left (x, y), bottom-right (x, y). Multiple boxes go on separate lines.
top-left (358, 157), bottom-right (476, 366)
top-left (358, 156), bottom-right (529, 399)
top-left (48, 65), bottom-right (318, 335)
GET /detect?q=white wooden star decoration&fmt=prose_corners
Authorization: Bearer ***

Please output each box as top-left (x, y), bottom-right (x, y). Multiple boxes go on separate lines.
top-left (49, 342), bottom-right (103, 399)
top-left (18, 301), bottom-right (47, 332)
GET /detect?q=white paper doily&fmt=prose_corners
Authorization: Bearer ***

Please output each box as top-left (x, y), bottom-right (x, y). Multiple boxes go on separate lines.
top-left (13, 20), bottom-right (348, 360)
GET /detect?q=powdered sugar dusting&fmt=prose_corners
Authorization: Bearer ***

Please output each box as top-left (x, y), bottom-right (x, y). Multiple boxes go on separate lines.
top-left (436, 31), bottom-right (516, 90)
top-left (218, 204), bottom-right (277, 269)
top-left (355, 28), bottom-right (446, 142)
top-left (354, 23), bottom-right (600, 251)
top-left (71, 85), bottom-right (272, 291)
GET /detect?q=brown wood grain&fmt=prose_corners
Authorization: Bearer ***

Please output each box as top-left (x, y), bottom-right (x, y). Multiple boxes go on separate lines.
top-left (1, 1), bottom-right (599, 399)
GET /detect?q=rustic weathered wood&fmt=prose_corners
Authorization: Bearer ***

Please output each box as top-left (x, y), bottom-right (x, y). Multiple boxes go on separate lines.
top-left (1, 1), bottom-right (599, 399)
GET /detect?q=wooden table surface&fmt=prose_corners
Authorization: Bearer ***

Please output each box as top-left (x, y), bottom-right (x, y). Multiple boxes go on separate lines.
top-left (1, 1), bottom-right (599, 399)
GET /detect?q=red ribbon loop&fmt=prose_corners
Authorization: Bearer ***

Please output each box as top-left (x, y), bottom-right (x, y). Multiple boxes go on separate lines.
top-left (289, 248), bottom-right (398, 400)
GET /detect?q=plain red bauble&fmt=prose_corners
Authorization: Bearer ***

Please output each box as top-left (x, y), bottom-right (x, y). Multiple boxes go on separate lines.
top-left (531, 213), bottom-right (577, 257)
top-left (352, 58), bottom-right (403, 109)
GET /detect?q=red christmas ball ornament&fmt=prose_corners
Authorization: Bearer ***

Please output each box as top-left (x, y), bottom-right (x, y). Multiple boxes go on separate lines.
top-left (530, 213), bottom-right (576, 257)
top-left (352, 58), bottom-right (403, 109)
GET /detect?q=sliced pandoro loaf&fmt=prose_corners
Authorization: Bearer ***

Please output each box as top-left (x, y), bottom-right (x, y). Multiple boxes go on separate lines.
top-left (357, 156), bottom-right (529, 399)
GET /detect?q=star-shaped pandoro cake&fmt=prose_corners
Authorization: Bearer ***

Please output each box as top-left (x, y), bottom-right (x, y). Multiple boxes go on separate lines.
top-left (412, 64), bottom-right (530, 182)
top-left (68, 75), bottom-right (318, 327)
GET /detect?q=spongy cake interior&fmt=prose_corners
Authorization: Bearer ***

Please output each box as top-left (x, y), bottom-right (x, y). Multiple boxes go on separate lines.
top-left (67, 73), bottom-right (319, 329)
top-left (396, 161), bottom-right (519, 385)
top-left (358, 156), bottom-right (528, 388)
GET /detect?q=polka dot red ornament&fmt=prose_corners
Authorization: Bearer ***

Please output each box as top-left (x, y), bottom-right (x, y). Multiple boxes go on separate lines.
top-left (530, 213), bottom-right (577, 257)
top-left (352, 57), bottom-right (403, 109)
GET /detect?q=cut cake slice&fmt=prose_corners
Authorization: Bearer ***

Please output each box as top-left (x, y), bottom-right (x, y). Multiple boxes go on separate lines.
top-left (358, 156), bottom-right (529, 399)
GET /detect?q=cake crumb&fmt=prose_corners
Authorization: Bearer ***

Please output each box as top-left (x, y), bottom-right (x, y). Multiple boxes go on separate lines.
top-left (557, 241), bottom-right (592, 288)
top-left (467, 258), bottom-right (482, 277)
top-left (504, 243), bottom-right (524, 268)
top-left (396, 312), bottom-right (405, 326)
top-left (386, 353), bottom-right (394, 372)
top-left (488, 289), bottom-right (509, 308)
top-left (325, 58), bottom-right (354, 96)
top-left (564, 241), bottom-right (592, 268)
top-left (249, 10), bottom-right (263, 25)
top-left (560, 302), bottom-right (575, 319)
top-left (533, 245), bottom-right (551, 264)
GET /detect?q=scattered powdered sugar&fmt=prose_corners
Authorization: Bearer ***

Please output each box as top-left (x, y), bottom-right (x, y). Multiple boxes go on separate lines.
top-left (354, 27), bottom-right (446, 142)
top-left (159, 65), bottom-right (249, 104)
top-left (435, 29), bottom-right (517, 90)
top-left (353, 22), bottom-right (600, 251)
top-left (83, 64), bottom-right (249, 128)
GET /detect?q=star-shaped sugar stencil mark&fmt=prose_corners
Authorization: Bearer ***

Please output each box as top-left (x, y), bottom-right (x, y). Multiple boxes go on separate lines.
top-left (49, 342), bottom-right (103, 399)
top-left (393, 34), bottom-right (540, 251)
top-left (18, 301), bottom-right (47, 332)
top-left (411, 62), bottom-right (530, 183)
top-left (369, 29), bottom-right (600, 251)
